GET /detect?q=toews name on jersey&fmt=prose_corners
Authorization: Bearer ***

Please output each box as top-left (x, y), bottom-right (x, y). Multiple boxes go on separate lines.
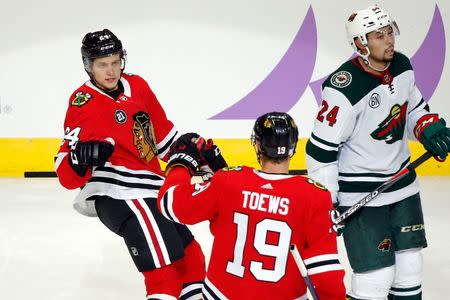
top-left (242, 191), bottom-right (289, 215)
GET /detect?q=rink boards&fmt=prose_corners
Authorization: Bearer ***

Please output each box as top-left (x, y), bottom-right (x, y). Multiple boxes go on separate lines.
top-left (0, 138), bottom-right (449, 177)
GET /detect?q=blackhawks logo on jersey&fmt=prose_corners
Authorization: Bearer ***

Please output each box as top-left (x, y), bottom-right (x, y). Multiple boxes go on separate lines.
top-left (370, 103), bottom-right (408, 144)
top-left (132, 111), bottom-right (158, 162)
top-left (222, 166), bottom-right (243, 172)
top-left (306, 178), bottom-right (328, 191)
top-left (71, 91), bottom-right (92, 107)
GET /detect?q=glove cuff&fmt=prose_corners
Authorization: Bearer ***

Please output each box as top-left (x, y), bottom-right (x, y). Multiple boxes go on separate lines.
top-left (414, 114), bottom-right (440, 142)
top-left (208, 156), bottom-right (227, 172)
top-left (68, 152), bottom-right (89, 177)
top-left (166, 152), bottom-right (199, 176)
top-left (202, 142), bottom-right (228, 172)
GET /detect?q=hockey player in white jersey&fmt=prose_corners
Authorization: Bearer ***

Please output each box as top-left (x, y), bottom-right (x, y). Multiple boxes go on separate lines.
top-left (306, 5), bottom-right (450, 300)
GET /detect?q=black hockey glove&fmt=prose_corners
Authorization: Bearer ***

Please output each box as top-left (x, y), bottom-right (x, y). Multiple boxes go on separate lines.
top-left (200, 139), bottom-right (228, 172)
top-left (166, 133), bottom-right (202, 176)
top-left (69, 140), bottom-right (114, 176)
top-left (416, 115), bottom-right (450, 160)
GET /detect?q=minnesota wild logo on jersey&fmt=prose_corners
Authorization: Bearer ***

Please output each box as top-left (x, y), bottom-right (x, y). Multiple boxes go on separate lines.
top-left (370, 103), bottom-right (408, 144)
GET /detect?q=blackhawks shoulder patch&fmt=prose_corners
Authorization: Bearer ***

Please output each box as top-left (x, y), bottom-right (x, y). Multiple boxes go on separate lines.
top-left (331, 71), bottom-right (352, 88)
top-left (71, 91), bottom-right (92, 107)
top-left (306, 178), bottom-right (328, 191)
top-left (222, 166), bottom-right (243, 172)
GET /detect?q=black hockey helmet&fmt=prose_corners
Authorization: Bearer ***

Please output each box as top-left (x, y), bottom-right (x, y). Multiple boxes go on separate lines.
top-left (81, 29), bottom-right (127, 74)
top-left (251, 112), bottom-right (299, 161)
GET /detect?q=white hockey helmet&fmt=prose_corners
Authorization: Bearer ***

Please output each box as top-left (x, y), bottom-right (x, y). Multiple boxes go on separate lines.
top-left (346, 5), bottom-right (399, 52)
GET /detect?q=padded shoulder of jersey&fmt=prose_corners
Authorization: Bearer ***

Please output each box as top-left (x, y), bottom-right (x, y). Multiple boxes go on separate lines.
top-left (122, 72), bottom-right (144, 82)
top-left (390, 51), bottom-right (413, 76)
top-left (322, 51), bottom-right (412, 107)
top-left (322, 59), bottom-right (375, 106)
top-left (68, 84), bottom-right (96, 108)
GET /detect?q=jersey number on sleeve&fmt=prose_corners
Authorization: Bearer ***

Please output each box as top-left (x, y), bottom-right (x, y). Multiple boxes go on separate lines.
top-left (63, 127), bottom-right (81, 150)
top-left (317, 100), bottom-right (340, 127)
top-left (226, 212), bottom-right (292, 282)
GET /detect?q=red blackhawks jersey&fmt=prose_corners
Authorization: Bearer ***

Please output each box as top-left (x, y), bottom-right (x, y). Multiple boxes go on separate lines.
top-left (55, 73), bottom-right (179, 216)
top-left (158, 166), bottom-right (346, 300)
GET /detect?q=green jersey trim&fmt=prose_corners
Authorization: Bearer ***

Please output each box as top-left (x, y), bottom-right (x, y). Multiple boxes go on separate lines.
top-left (306, 140), bottom-right (338, 163)
top-left (338, 171), bottom-right (416, 193)
top-left (339, 158), bottom-right (410, 178)
top-left (311, 133), bottom-right (340, 148)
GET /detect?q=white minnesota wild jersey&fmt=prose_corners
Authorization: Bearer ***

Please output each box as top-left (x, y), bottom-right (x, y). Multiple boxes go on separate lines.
top-left (306, 52), bottom-right (431, 207)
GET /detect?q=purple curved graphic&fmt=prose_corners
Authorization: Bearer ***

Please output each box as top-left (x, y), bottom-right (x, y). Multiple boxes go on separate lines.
top-left (309, 53), bottom-right (356, 105)
top-left (310, 5), bottom-right (445, 105)
top-left (210, 6), bottom-right (317, 120)
top-left (411, 5), bottom-right (445, 102)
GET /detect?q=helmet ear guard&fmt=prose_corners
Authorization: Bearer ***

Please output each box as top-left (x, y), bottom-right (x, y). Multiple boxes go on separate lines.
top-left (81, 29), bottom-right (127, 74)
top-left (251, 112), bottom-right (299, 163)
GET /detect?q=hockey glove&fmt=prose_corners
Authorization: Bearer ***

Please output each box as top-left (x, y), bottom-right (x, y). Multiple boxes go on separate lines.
top-left (69, 140), bottom-right (114, 176)
top-left (166, 133), bottom-right (202, 176)
top-left (415, 115), bottom-right (450, 160)
top-left (200, 139), bottom-right (228, 172)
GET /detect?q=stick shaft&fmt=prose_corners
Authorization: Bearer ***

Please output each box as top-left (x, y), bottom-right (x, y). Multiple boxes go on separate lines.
top-left (335, 152), bottom-right (433, 224)
top-left (290, 244), bottom-right (319, 300)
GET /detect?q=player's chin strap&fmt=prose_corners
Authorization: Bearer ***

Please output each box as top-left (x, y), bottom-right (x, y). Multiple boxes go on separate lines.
top-left (357, 48), bottom-right (391, 72)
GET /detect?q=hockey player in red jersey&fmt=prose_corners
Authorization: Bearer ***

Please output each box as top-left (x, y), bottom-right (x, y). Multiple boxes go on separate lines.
top-left (54, 29), bottom-right (205, 299)
top-left (158, 112), bottom-right (346, 299)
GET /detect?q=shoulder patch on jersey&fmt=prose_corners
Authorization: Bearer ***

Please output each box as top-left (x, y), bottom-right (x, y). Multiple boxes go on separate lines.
top-left (222, 166), bottom-right (243, 172)
top-left (306, 178), bottom-right (328, 191)
top-left (377, 238), bottom-right (392, 252)
top-left (330, 71), bottom-right (352, 88)
top-left (71, 91), bottom-right (92, 107)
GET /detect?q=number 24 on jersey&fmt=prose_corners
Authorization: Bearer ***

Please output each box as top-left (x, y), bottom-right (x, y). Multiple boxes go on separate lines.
top-left (317, 100), bottom-right (340, 127)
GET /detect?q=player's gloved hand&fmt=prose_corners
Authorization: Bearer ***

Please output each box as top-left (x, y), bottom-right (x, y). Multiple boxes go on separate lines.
top-left (200, 139), bottom-right (228, 172)
top-left (69, 140), bottom-right (114, 176)
top-left (330, 204), bottom-right (345, 236)
top-left (415, 115), bottom-right (450, 161)
top-left (166, 133), bottom-right (202, 176)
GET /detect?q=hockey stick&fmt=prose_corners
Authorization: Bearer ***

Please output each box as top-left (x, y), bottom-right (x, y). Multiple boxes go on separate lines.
top-left (290, 244), bottom-right (319, 300)
top-left (333, 151), bottom-right (433, 224)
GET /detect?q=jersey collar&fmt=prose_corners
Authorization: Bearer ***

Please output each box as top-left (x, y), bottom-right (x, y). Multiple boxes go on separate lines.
top-left (253, 169), bottom-right (294, 180)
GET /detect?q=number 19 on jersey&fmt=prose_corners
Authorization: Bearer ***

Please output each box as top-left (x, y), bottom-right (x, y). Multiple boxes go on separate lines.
top-left (226, 212), bottom-right (292, 282)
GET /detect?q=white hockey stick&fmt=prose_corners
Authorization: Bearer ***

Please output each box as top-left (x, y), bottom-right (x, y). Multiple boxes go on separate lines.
top-left (290, 244), bottom-right (319, 300)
